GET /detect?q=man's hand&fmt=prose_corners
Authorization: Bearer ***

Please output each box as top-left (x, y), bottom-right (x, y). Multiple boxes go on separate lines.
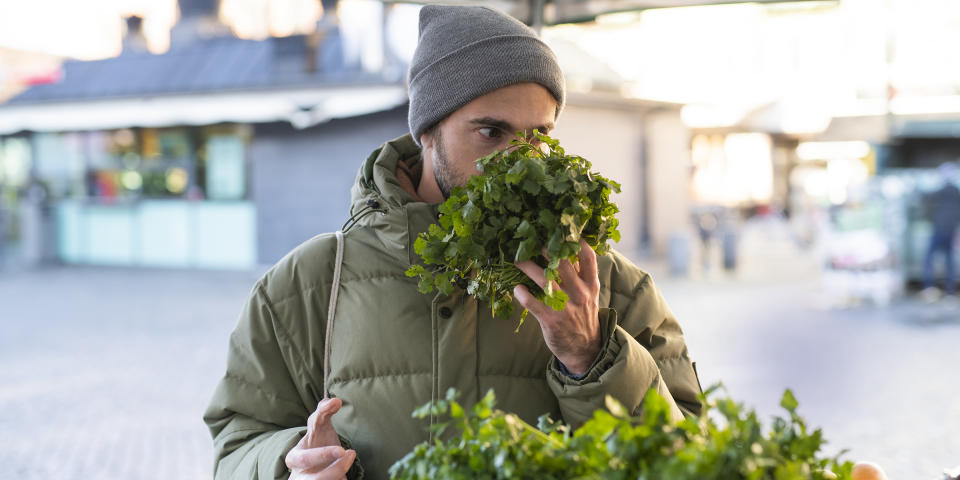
top-left (285, 398), bottom-right (356, 480)
top-left (514, 239), bottom-right (602, 376)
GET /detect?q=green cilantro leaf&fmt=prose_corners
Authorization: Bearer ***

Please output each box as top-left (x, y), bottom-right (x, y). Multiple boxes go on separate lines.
top-left (407, 131), bottom-right (622, 325)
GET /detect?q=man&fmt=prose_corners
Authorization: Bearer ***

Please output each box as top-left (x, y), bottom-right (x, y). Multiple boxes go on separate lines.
top-left (921, 162), bottom-right (960, 300)
top-left (204, 5), bottom-right (702, 480)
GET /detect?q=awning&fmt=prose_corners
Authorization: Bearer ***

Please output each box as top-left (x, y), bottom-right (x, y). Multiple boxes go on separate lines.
top-left (386, 0), bottom-right (837, 26)
top-left (0, 84), bottom-right (408, 134)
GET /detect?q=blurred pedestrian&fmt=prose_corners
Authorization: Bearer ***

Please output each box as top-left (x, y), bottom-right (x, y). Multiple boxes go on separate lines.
top-left (920, 162), bottom-right (960, 301)
top-left (19, 175), bottom-right (49, 267)
top-left (695, 210), bottom-right (718, 273)
top-left (0, 188), bottom-right (6, 269)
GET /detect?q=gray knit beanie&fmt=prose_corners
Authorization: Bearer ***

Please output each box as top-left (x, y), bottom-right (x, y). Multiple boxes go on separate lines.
top-left (407, 5), bottom-right (566, 146)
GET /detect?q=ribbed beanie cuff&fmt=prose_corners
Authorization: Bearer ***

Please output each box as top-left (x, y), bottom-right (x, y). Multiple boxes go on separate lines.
top-left (407, 6), bottom-right (566, 146)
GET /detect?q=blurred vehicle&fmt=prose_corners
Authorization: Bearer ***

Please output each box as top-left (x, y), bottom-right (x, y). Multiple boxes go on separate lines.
top-left (820, 198), bottom-right (902, 306)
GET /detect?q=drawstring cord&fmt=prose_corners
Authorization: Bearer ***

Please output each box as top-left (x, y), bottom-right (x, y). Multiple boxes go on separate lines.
top-left (341, 198), bottom-right (385, 233)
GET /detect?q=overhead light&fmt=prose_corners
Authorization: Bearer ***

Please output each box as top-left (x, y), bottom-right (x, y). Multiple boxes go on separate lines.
top-left (796, 141), bottom-right (870, 161)
top-left (779, 97), bottom-right (832, 135)
top-left (680, 104), bottom-right (744, 129)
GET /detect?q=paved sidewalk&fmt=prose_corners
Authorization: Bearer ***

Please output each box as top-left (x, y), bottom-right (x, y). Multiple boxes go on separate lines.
top-left (1, 252), bottom-right (958, 479)
top-left (648, 222), bottom-right (960, 480)
top-left (656, 273), bottom-right (960, 480)
top-left (0, 266), bottom-right (263, 480)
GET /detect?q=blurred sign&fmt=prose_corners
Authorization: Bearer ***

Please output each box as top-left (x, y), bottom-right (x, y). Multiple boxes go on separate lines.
top-left (0, 48), bottom-right (63, 103)
top-left (21, 67), bottom-right (63, 86)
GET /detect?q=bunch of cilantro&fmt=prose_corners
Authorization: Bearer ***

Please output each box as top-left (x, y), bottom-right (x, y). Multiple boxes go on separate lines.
top-left (389, 386), bottom-right (854, 480)
top-left (405, 132), bottom-right (621, 322)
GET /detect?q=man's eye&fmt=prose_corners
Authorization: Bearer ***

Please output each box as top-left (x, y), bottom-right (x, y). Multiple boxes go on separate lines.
top-left (478, 127), bottom-right (502, 139)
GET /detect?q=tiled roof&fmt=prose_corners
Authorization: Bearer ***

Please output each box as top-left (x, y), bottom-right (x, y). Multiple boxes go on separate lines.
top-left (7, 32), bottom-right (400, 105)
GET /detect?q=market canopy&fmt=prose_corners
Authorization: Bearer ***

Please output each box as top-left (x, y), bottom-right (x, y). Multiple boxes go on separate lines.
top-left (385, 0), bottom-right (837, 27)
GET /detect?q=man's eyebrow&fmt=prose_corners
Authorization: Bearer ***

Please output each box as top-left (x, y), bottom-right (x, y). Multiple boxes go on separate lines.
top-left (469, 117), bottom-right (554, 134)
top-left (469, 117), bottom-right (515, 133)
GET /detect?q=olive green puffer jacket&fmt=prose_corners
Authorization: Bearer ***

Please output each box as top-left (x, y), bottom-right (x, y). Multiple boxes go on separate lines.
top-left (203, 134), bottom-right (703, 480)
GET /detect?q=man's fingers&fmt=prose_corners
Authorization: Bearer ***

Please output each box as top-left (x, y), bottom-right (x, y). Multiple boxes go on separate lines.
top-left (556, 258), bottom-right (581, 295)
top-left (556, 255), bottom-right (578, 280)
top-left (516, 258), bottom-right (563, 296)
top-left (306, 398), bottom-right (343, 448)
top-left (577, 239), bottom-right (599, 289)
top-left (313, 449), bottom-right (356, 480)
top-left (290, 449), bottom-right (356, 480)
top-left (513, 284), bottom-right (553, 321)
top-left (514, 260), bottom-right (547, 289)
top-left (286, 445), bottom-right (345, 472)
top-left (313, 398), bottom-right (342, 426)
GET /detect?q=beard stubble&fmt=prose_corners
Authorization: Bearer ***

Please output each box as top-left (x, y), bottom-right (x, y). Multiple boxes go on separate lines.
top-left (431, 128), bottom-right (462, 200)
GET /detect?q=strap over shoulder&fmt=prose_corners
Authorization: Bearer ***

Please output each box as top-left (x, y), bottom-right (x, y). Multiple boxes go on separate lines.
top-left (323, 230), bottom-right (345, 399)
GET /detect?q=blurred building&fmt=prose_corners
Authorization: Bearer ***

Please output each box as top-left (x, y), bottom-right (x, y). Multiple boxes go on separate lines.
top-left (0, 0), bottom-right (409, 269)
top-left (585, 0), bottom-right (960, 286)
top-left (0, 0), bottom-right (702, 270)
top-left (1, 0), bottom-right (857, 271)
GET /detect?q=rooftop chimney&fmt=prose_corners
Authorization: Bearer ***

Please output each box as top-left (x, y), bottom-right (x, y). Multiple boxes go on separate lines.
top-left (306, 0), bottom-right (340, 73)
top-left (170, 0), bottom-right (230, 49)
top-left (178, 0), bottom-right (219, 18)
top-left (122, 15), bottom-right (149, 54)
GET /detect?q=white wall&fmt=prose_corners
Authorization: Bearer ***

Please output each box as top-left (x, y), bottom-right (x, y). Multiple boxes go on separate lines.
top-left (645, 110), bottom-right (692, 256)
top-left (551, 103), bottom-right (645, 256)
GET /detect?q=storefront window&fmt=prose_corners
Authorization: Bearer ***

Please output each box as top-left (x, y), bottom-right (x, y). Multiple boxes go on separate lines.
top-left (205, 135), bottom-right (246, 200)
top-left (6, 126), bottom-right (254, 269)
top-left (0, 137), bottom-right (33, 245)
top-left (71, 125), bottom-right (250, 202)
top-left (1, 126), bottom-right (249, 204)
top-left (1, 137), bottom-right (31, 188)
top-left (34, 132), bottom-right (86, 199)
top-left (133, 128), bottom-right (192, 198)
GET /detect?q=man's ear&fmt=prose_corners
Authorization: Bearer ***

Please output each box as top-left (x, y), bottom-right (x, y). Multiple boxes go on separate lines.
top-left (419, 130), bottom-right (433, 151)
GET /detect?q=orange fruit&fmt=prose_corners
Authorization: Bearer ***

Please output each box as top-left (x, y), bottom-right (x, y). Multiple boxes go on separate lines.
top-left (851, 461), bottom-right (888, 480)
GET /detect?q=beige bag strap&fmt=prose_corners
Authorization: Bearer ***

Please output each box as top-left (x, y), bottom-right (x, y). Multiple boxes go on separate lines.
top-left (323, 230), bottom-right (345, 399)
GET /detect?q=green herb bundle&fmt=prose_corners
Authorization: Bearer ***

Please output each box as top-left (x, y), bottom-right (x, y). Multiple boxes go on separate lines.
top-left (405, 132), bottom-right (621, 322)
top-left (389, 386), bottom-right (854, 480)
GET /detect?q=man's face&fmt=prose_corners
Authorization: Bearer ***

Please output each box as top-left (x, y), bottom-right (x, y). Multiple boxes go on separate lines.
top-left (421, 82), bottom-right (558, 199)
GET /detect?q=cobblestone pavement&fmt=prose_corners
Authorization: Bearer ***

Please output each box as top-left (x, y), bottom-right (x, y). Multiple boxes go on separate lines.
top-left (1, 246), bottom-right (958, 479)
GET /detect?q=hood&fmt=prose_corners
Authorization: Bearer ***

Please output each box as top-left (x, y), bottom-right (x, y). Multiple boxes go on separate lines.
top-left (346, 133), bottom-right (441, 264)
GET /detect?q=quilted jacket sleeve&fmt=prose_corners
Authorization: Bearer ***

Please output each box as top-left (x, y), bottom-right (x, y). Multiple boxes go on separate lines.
top-left (204, 279), bottom-right (363, 479)
top-left (203, 282), bottom-right (316, 479)
top-left (546, 259), bottom-right (703, 429)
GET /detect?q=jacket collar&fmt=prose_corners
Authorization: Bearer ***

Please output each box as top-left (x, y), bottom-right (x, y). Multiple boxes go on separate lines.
top-left (347, 134), bottom-right (440, 265)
